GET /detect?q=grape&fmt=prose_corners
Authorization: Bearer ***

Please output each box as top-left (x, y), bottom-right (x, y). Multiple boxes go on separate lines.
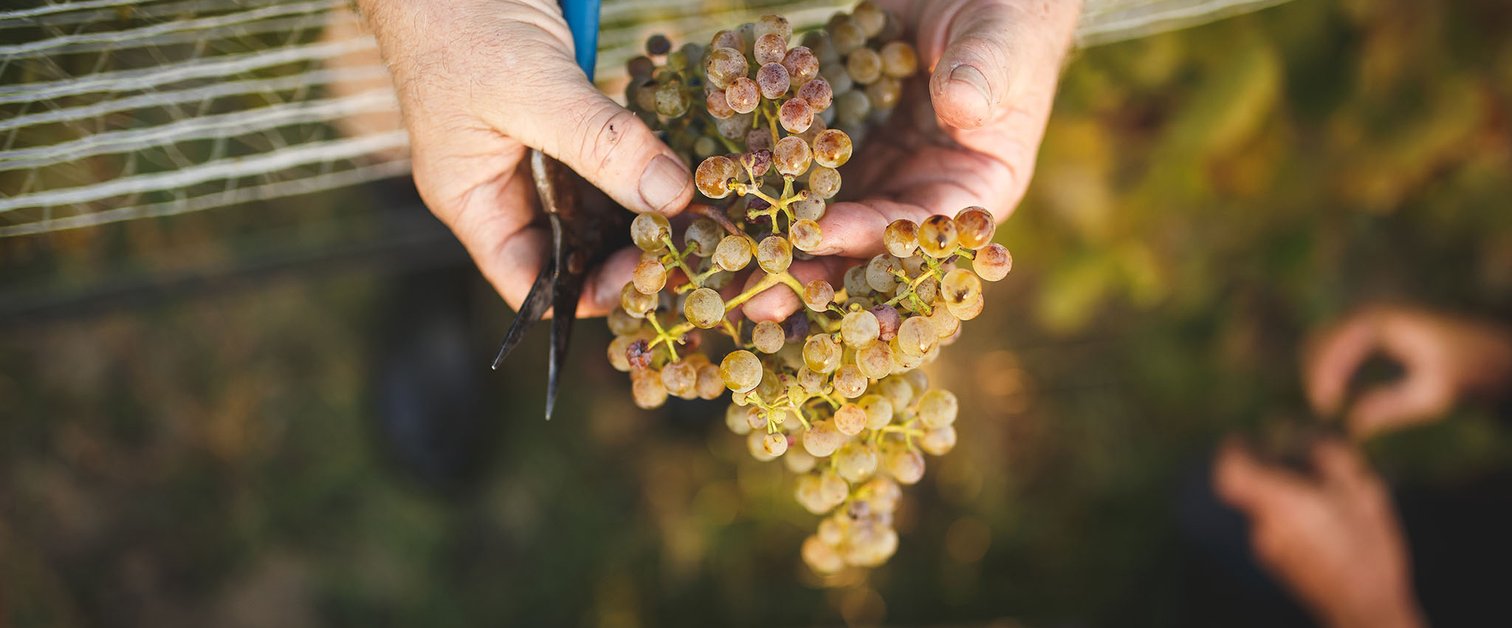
top-left (879, 41), bottom-right (918, 78)
top-left (869, 304), bottom-right (901, 342)
top-left (785, 447), bottom-right (817, 474)
top-left (802, 419), bottom-right (846, 457)
top-left (833, 364), bottom-right (867, 398)
top-left (607, 307), bottom-right (642, 336)
top-left (834, 403), bottom-right (867, 435)
top-left (916, 215), bottom-right (959, 258)
top-left (685, 287), bottom-right (726, 328)
top-left (696, 363), bottom-right (725, 399)
top-left (856, 340), bottom-right (894, 380)
top-left (836, 441), bottom-right (878, 482)
top-left (790, 218), bottom-right (823, 252)
top-left (895, 316), bottom-right (937, 357)
top-left (819, 470), bottom-right (849, 504)
top-left (796, 112), bottom-right (828, 145)
top-left (798, 366), bottom-right (826, 393)
top-left (953, 206), bottom-right (996, 250)
top-left (917, 388), bottom-right (958, 428)
top-left (683, 217), bottom-right (722, 256)
top-left (913, 275), bottom-right (939, 305)
top-left (704, 89), bottom-right (734, 120)
top-left (864, 76), bottom-right (901, 110)
top-left (632, 256), bottom-right (667, 294)
top-left (876, 377), bottom-right (914, 409)
top-left (835, 90), bottom-right (871, 126)
top-left (807, 166), bottom-right (842, 200)
top-left (629, 79), bottom-right (657, 112)
top-left (745, 128), bottom-right (773, 153)
top-left (843, 265), bottom-right (872, 297)
top-left (627, 55), bottom-right (655, 79)
top-left (811, 129), bottom-right (853, 168)
top-left (845, 524), bottom-right (898, 567)
top-left (779, 98), bottom-right (815, 134)
top-left (751, 32), bottom-right (784, 65)
top-left (714, 112), bottom-right (753, 139)
top-left (782, 46), bottom-right (820, 85)
top-left (795, 77), bottom-right (833, 112)
top-left (828, 17), bottom-right (866, 55)
top-left (927, 304), bottom-right (961, 339)
top-left (755, 14), bottom-right (792, 44)
top-left (695, 155), bottom-right (738, 198)
top-left (756, 62), bottom-right (791, 99)
top-left (626, 338), bottom-right (654, 370)
top-left (865, 254), bottom-right (901, 293)
top-left (756, 235), bottom-right (793, 274)
top-left (607, 335), bottom-right (633, 372)
top-left (726, 403), bottom-right (755, 435)
top-left (803, 536), bottom-right (845, 574)
top-left (852, 1), bottom-right (887, 37)
top-left (802, 279), bottom-right (835, 311)
top-left (721, 350), bottom-right (763, 393)
top-left (645, 33), bottom-right (672, 56)
top-left (747, 431), bottom-right (777, 461)
top-left (882, 220), bottom-right (919, 258)
top-left (782, 313), bottom-right (810, 344)
top-left (802, 334), bottom-right (842, 373)
top-left (821, 61), bottom-right (853, 94)
top-left (762, 432), bottom-right (789, 457)
top-left (709, 29), bottom-right (741, 51)
top-left (693, 136), bottom-right (719, 159)
top-left (631, 212), bottom-right (671, 252)
top-left (631, 369), bottom-right (669, 408)
top-left (725, 77), bottom-right (760, 114)
top-left (940, 268), bottom-right (984, 321)
top-left (773, 136), bottom-right (812, 176)
top-left (661, 360), bottom-right (697, 397)
top-left (858, 395), bottom-right (894, 430)
top-left (704, 46), bottom-right (748, 89)
top-left (793, 196), bottom-right (826, 221)
top-left (840, 309), bottom-right (880, 347)
top-left (620, 282), bottom-right (656, 317)
top-left (713, 235), bottom-right (752, 271)
top-left (883, 447), bottom-right (925, 484)
top-left (973, 242), bottom-right (1013, 281)
top-left (796, 475), bottom-right (833, 514)
top-left (752, 320), bottom-right (785, 353)
top-left (846, 48), bottom-right (882, 85)
top-left (919, 425), bottom-right (957, 456)
top-left (743, 149), bottom-right (772, 178)
top-left (654, 80), bottom-right (690, 117)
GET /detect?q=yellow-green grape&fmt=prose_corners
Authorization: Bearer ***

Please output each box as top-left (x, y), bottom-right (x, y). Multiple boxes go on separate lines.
top-left (761, 432), bottom-right (789, 457)
top-left (684, 287), bottom-right (726, 328)
top-left (883, 219), bottom-right (919, 258)
top-left (661, 360), bottom-right (697, 398)
top-left (919, 425), bottom-right (957, 456)
top-left (684, 218), bottom-right (723, 256)
top-left (834, 403), bottom-right (867, 436)
top-left (695, 155), bottom-right (738, 199)
top-left (802, 279), bottom-right (835, 312)
top-left (840, 309), bottom-right (880, 347)
top-left (953, 206), bottom-right (996, 250)
top-left (796, 76), bottom-right (833, 111)
top-left (803, 535), bottom-right (845, 574)
top-left (726, 403), bottom-right (755, 435)
top-left (693, 136), bottom-right (720, 159)
top-left (865, 77), bottom-right (901, 111)
top-left (785, 447), bottom-right (817, 474)
top-left (879, 41), bottom-right (918, 77)
top-left (721, 350), bottom-right (763, 393)
top-left (856, 340), bottom-right (894, 380)
top-left (791, 218), bottom-right (823, 252)
top-left (773, 136), bottom-right (812, 176)
top-left (796, 474), bottom-right (833, 514)
top-left (704, 46), bottom-right (748, 89)
top-left (843, 265), bottom-right (872, 297)
top-left (822, 61), bottom-right (852, 93)
top-left (891, 345), bottom-right (925, 371)
top-left (865, 254), bottom-right (901, 293)
top-left (631, 369), bottom-right (669, 409)
top-left (705, 89), bottom-right (735, 119)
top-left (798, 366), bottom-right (827, 393)
top-left (754, 32), bottom-right (787, 65)
top-left (607, 307), bottom-right (642, 336)
top-left (779, 97), bottom-right (815, 134)
top-left (756, 235), bottom-right (793, 274)
top-left (844, 524), bottom-right (899, 568)
top-left (713, 235), bottom-right (753, 271)
top-left (696, 364), bottom-right (725, 399)
top-left (807, 166), bottom-right (842, 199)
top-left (632, 256), bottom-right (667, 294)
top-left (883, 446), bottom-right (925, 484)
top-left (828, 16), bottom-right (866, 55)
top-left (783, 46), bottom-right (820, 85)
top-left (756, 62), bottom-right (791, 99)
top-left (704, 269), bottom-right (734, 290)
top-left (747, 430), bottom-right (778, 461)
top-left (811, 129), bottom-right (852, 169)
top-left (793, 196), bottom-right (826, 221)
top-left (756, 367), bottom-right (784, 401)
top-left (803, 419), bottom-right (846, 457)
top-left (607, 335), bottom-right (634, 372)
top-left (714, 111), bottom-right (754, 139)
top-left (846, 47), bottom-right (882, 85)
top-left (833, 364), bottom-right (867, 398)
top-left (940, 268), bottom-right (984, 320)
top-left (858, 394), bottom-right (893, 429)
top-left (726, 77), bottom-right (760, 114)
top-left (818, 513), bottom-right (846, 547)
top-left (653, 80), bottom-right (690, 117)
top-left (834, 90), bottom-right (871, 126)
top-left (631, 212), bottom-right (671, 252)
top-left (620, 282), bottom-right (657, 318)
top-left (927, 304), bottom-right (961, 338)
top-left (916, 388), bottom-right (958, 428)
top-left (913, 274), bottom-right (939, 305)
top-left (974, 242), bottom-right (1013, 281)
top-left (709, 29), bottom-right (741, 51)
top-left (916, 214), bottom-right (959, 258)
top-left (860, 476), bottom-right (901, 511)
top-left (876, 376), bottom-right (915, 409)
top-left (895, 316), bottom-right (937, 357)
top-left (756, 14), bottom-right (792, 43)
top-left (752, 320), bottom-right (785, 353)
top-left (852, 1), bottom-right (887, 37)
top-left (803, 334), bottom-right (842, 373)
top-left (836, 441), bottom-right (878, 482)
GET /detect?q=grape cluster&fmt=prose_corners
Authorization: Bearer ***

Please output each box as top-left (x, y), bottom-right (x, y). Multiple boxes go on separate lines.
top-left (610, 4), bottom-right (1012, 576)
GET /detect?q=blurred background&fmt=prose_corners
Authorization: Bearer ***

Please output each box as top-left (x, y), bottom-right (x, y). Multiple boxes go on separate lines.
top-left (3, 0), bottom-right (1511, 626)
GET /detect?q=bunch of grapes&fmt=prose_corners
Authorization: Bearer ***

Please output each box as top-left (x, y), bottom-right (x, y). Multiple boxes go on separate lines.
top-left (608, 3), bottom-right (1013, 575)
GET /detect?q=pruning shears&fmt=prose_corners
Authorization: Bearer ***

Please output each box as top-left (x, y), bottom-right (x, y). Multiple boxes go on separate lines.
top-left (489, 0), bottom-right (603, 420)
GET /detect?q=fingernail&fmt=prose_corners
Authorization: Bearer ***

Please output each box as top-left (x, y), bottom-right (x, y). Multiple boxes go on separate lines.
top-left (639, 154), bottom-right (689, 213)
top-left (948, 64), bottom-right (992, 113)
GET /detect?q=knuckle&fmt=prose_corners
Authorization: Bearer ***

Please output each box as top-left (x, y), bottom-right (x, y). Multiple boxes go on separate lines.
top-left (578, 105), bottom-right (647, 174)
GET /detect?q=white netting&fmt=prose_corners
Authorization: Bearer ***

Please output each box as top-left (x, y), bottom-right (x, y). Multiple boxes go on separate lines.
top-left (0, 0), bottom-right (1290, 238)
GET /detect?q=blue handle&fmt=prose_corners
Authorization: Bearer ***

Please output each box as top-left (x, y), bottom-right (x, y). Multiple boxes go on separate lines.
top-left (559, 0), bottom-right (601, 81)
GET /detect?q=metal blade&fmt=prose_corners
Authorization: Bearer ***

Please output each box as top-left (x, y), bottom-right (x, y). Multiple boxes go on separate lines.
top-left (489, 258), bottom-right (556, 371)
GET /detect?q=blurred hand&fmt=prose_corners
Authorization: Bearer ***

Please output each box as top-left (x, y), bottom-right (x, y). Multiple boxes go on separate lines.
top-left (743, 0), bottom-right (1082, 320)
top-left (360, 0), bottom-right (692, 315)
top-left (1215, 439), bottom-right (1424, 628)
top-left (1304, 304), bottom-right (1512, 439)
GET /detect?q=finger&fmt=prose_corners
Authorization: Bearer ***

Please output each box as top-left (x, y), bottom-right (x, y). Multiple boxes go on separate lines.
top-left (580, 247), bottom-right (644, 317)
top-left (1347, 377), bottom-right (1453, 439)
top-left (740, 256), bottom-right (855, 322)
top-left (1303, 314), bottom-right (1381, 418)
top-left (812, 198), bottom-right (934, 258)
top-left (1309, 439), bottom-right (1375, 493)
top-left (1213, 439), bottom-right (1314, 516)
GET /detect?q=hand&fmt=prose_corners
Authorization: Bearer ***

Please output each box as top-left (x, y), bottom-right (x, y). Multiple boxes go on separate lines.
top-left (359, 0), bottom-right (693, 315)
top-left (742, 0), bottom-right (1082, 320)
top-left (1214, 439), bottom-right (1424, 628)
top-left (1304, 304), bottom-right (1512, 439)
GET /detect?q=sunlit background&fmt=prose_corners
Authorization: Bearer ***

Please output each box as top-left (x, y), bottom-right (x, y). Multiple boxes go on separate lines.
top-left (3, 0), bottom-right (1511, 626)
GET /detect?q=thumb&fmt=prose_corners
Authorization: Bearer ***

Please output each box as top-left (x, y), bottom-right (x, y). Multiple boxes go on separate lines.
top-left (925, 0), bottom-right (1079, 129)
top-left (1348, 376), bottom-right (1453, 439)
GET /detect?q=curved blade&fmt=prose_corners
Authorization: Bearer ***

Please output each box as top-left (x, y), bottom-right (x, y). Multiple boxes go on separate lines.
top-left (490, 258), bottom-right (556, 371)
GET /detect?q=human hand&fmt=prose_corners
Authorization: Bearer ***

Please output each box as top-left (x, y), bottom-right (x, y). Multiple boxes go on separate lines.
top-left (1304, 304), bottom-right (1512, 439)
top-left (359, 0), bottom-right (693, 315)
top-left (742, 0), bottom-right (1082, 320)
top-left (1214, 439), bottom-right (1424, 628)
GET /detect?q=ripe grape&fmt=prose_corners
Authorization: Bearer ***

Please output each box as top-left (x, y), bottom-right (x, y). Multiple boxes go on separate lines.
top-left (627, 55), bottom-right (655, 79)
top-left (631, 369), bottom-right (669, 408)
top-left (754, 33), bottom-right (787, 65)
top-left (714, 111), bottom-right (753, 139)
top-left (864, 76), bottom-right (901, 110)
top-left (783, 47), bottom-right (820, 85)
top-left (645, 33), bottom-right (672, 56)
top-left (704, 46), bottom-right (748, 89)
top-left (869, 304), bottom-right (901, 342)
top-left (895, 316), bottom-right (936, 357)
top-left (973, 242), bottom-right (1013, 281)
top-left (695, 155), bottom-right (738, 198)
top-left (927, 304), bottom-right (961, 339)
top-left (879, 41), bottom-right (918, 77)
top-left (802, 419), bottom-right (845, 457)
top-left (632, 256), bottom-right (667, 294)
top-left (852, 1), bottom-right (887, 37)
top-left (705, 89), bottom-right (735, 119)
top-left (919, 425), bottom-right (957, 456)
top-left (785, 448), bottom-right (817, 474)
top-left (803, 536), bottom-right (845, 574)
top-left (696, 363), bottom-right (725, 399)
top-left (620, 282), bottom-right (656, 317)
top-left (661, 360), bottom-right (697, 397)
top-left (762, 432), bottom-right (789, 457)
top-left (865, 254), bottom-right (901, 293)
top-left (858, 394), bottom-right (893, 429)
top-left (693, 136), bottom-right (719, 159)
top-left (756, 62), bottom-right (791, 99)
top-left (807, 166), bottom-right (841, 199)
top-left (836, 441), bottom-right (878, 482)
top-left (822, 61), bottom-right (853, 93)
top-left (631, 212), bottom-right (671, 252)
top-left (747, 430), bottom-right (777, 461)
top-left (796, 475), bottom-right (832, 514)
top-left (607, 307), bottom-right (642, 336)
top-left (846, 48), bottom-right (882, 85)
top-left (743, 149), bottom-right (772, 178)
top-left (834, 90), bottom-right (871, 126)
top-left (726, 403), bottom-right (755, 435)
top-left (840, 309), bottom-right (880, 347)
top-left (779, 98), bottom-right (815, 134)
top-left (683, 217), bottom-right (722, 256)
top-left (876, 376), bottom-right (915, 409)
top-left (752, 320), bottom-right (785, 353)
top-left (802, 279), bottom-right (835, 312)
top-left (834, 403), bottom-right (867, 435)
top-left (883, 220), bottom-right (919, 258)
top-left (790, 218), bottom-right (823, 252)
top-left (796, 76), bottom-right (833, 111)
top-left (940, 268), bottom-right (984, 321)
top-left (607, 335), bottom-right (633, 372)
top-left (709, 29), bottom-right (741, 51)
top-left (713, 235), bottom-right (752, 271)
top-left (829, 17), bottom-right (866, 55)
top-left (833, 364), bottom-right (867, 398)
top-left (811, 129), bottom-right (853, 168)
top-left (953, 206), bottom-right (996, 250)
top-left (725, 77), bottom-right (760, 114)
top-left (916, 215), bottom-right (959, 258)
top-left (773, 136), bottom-right (812, 176)
top-left (654, 80), bottom-right (690, 117)
top-left (856, 340), bottom-right (894, 380)
top-left (720, 350), bottom-right (763, 393)
top-left (883, 447), bottom-right (925, 484)
top-left (685, 287), bottom-right (726, 328)
top-left (917, 389), bottom-right (958, 429)
top-left (793, 196), bottom-right (826, 221)
top-left (756, 14), bottom-right (792, 44)
top-left (756, 235), bottom-right (793, 274)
